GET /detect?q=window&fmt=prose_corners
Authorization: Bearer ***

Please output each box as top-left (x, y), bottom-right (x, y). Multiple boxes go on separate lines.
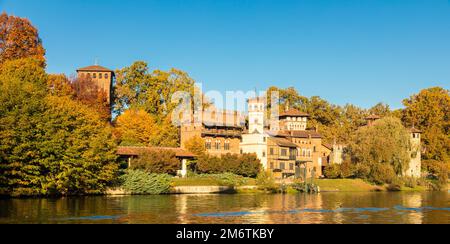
top-left (205, 140), bottom-right (212, 150)
top-left (280, 163), bottom-right (285, 170)
top-left (215, 140), bottom-right (221, 150)
top-left (281, 149), bottom-right (287, 156)
top-left (224, 140), bottom-right (230, 151)
top-left (87, 73), bottom-right (91, 78)
top-left (263, 137), bottom-right (266, 142)
top-left (290, 163), bottom-right (294, 171)
top-left (270, 148), bottom-right (274, 155)
top-left (262, 151), bottom-right (266, 158)
top-left (93, 73), bottom-right (97, 78)
top-left (240, 149), bottom-right (243, 154)
top-left (270, 162), bottom-right (274, 169)
top-left (105, 73), bottom-right (109, 79)
top-left (99, 73), bottom-right (103, 79)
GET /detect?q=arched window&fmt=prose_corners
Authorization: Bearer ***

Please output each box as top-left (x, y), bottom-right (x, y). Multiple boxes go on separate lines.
top-left (105, 73), bottom-right (109, 79)
top-left (93, 73), bottom-right (97, 79)
top-left (99, 73), bottom-right (103, 79)
top-left (205, 139), bottom-right (212, 150)
top-left (87, 73), bottom-right (91, 78)
top-left (215, 140), bottom-right (221, 150)
top-left (224, 140), bottom-right (230, 151)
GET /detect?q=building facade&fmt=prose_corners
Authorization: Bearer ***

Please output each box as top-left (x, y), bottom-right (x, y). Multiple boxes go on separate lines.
top-left (76, 65), bottom-right (115, 105)
top-left (180, 108), bottom-right (245, 157)
top-left (407, 128), bottom-right (422, 178)
top-left (240, 97), bottom-right (330, 180)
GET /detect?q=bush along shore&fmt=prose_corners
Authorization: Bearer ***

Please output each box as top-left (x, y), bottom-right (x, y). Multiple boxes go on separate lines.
top-left (104, 169), bottom-right (446, 196)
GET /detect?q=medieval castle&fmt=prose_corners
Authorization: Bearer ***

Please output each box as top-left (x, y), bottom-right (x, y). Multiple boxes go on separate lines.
top-left (76, 64), bottom-right (422, 180)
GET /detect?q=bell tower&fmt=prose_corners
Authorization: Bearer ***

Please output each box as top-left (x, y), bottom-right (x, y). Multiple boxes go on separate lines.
top-left (76, 64), bottom-right (115, 106)
top-left (248, 97), bottom-right (265, 134)
top-left (407, 127), bottom-right (422, 178)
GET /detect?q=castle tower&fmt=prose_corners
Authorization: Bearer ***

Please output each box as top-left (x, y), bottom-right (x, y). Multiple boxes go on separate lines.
top-left (406, 127), bottom-right (422, 178)
top-left (248, 97), bottom-right (265, 134)
top-left (76, 65), bottom-right (115, 105)
top-left (279, 109), bottom-right (309, 131)
top-left (240, 97), bottom-right (268, 169)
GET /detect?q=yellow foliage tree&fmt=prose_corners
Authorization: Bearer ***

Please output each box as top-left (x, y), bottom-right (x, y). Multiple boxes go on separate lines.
top-left (114, 109), bottom-right (158, 146)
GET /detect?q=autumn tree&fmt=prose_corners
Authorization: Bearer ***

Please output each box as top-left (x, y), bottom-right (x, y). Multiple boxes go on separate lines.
top-left (71, 75), bottom-right (111, 121)
top-left (402, 87), bottom-right (450, 164)
top-left (113, 61), bottom-right (197, 118)
top-left (130, 150), bottom-right (180, 175)
top-left (0, 58), bottom-right (118, 196)
top-left (0, 13), bottom-right (45, 66)
top-left (113, 61), bottom-right (205, 147)
top-left (369, 103), bottom-right (392, 118)
top-left (47, 74), bottom-right (74, 97)
top-left (113, 109), bottom-right (158, 146)
top-left (183, 136), bottom-right (206, 156)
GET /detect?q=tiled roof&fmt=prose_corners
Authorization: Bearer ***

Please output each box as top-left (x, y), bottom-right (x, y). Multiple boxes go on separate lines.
top-left (268, 130), bottom-right (322, 139)
top-left (322, 143), bottom-right (332, 150)
top-left (116, 146), bottom-right (196, 158)
top-left (366, 114), bottom-right (381, 120)
top-left (77, 65), bottom-right (114, 73)
top-left (410, 127), bottom-right (422, 133)
top-left (269, 137), bottom-right (298, 148)
top-left (280, 108), bottom-right (310, 117)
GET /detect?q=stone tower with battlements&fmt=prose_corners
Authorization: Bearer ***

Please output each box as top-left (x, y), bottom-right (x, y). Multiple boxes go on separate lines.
top-left (406, 127), bottom-right (422, 178)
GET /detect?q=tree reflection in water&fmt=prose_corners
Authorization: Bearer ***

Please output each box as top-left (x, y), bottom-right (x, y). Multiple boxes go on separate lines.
top-left (0, 192), bottom-right (448, 224)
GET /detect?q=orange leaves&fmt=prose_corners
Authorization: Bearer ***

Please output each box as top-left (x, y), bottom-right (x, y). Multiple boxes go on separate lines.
top-left (0, 13), bottom-right (46, 66)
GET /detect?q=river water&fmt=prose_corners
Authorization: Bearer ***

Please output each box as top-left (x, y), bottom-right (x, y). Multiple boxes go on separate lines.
top-left (0, 192), bottom-right (448, 224)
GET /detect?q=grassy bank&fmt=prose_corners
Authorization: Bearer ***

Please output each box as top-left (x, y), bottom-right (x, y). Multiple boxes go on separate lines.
top-left (171, 174), bottom-right (256, 187)
top-left (314, 179), bottom-right (382, 192)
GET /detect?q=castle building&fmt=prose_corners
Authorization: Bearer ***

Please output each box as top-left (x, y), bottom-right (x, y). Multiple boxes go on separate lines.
top-left (240, 97), bottom-right (330, 180)
top-left (76, 65), bottom-right (115, 105)
top-left (407, 128), bottom-right (422, 178)
top-left (180, 108), bottom-right (245, 157)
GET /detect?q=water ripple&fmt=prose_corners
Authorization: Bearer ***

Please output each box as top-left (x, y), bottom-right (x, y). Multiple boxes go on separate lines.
top-left (195, 206), bottom-right (449, 218)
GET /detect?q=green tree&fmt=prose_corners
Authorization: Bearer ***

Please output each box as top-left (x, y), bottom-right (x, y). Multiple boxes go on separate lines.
top-left (346, 117), bottom-right (411, 184)
top-left (130, 150), bottom-right (180, 176)
top-left (0, 58), bottom-right (118, 196)
top-left (368, 103), bottom-right (391, 117)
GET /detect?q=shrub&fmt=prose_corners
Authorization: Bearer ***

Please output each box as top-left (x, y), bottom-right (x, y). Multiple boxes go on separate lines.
top-left (130, 150), bottom-right (180, 175)
top-left (196, 153), bottom-right (261, 178)
top-left (201, 173), bottom-right (248, 186)
top-left (402, 176), bottom-right (418, 188)
top-left (120, 170), bottom-right (172, 195)
top-left (354, 164), bottom-right (371, 179)
top-left (173, 173), bottom-right (250, 187)
top-left (370, 164), bottom-right (397, 185)
top-left (256, 171), bottom-right (278, 192)
top-left (324, 164), bottom-right (342, 179)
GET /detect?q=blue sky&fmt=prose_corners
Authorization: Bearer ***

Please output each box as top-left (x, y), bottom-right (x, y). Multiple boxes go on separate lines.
top-left (1, 0), bottom-right (449, 109)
